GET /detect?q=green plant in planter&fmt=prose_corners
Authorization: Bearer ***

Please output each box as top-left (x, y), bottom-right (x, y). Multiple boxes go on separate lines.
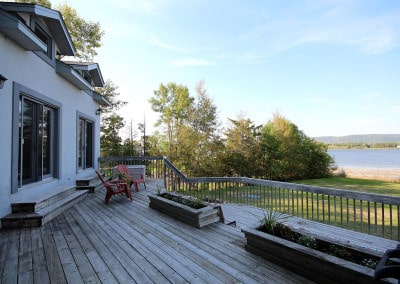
top-left (160, 193), bottom-right (205, 209)
top-left (258, 210), bottom-right (288, 235)
top-left (361, 258), bottom-right (378, 269)
top-left (156, 184), bottom-right (162, 195)
top-left (325, 244), bottom-right (348, 258)
top-left (189, 197), bottom-right (204, 209)
top-left (297, 234), bottom-right (317, 249)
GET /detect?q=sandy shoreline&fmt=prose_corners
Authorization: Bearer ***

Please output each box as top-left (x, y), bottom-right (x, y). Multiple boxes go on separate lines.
top-left (334, 167), bottom-right (400, 182)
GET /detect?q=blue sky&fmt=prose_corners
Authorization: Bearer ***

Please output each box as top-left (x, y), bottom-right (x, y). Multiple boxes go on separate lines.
top-left (51, 0), bottom-right (400, 137)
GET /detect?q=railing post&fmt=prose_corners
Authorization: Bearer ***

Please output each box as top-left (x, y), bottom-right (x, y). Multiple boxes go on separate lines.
top-left (163, 156), bottom-right (167, 190)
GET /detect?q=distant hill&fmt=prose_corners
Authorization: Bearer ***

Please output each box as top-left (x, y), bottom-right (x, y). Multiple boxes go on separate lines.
top-left (314, 134), bottom-right (400, 144)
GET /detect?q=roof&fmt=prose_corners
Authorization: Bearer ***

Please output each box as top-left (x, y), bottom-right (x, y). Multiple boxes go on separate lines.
top-left (92, 90), bottom-right (111, 107)
top-left (62, 61), bottom-right (104, 87)
top-left (0, 2), bottom-right (75, 56)
top-left (55, 60), bottom-right (92, 90)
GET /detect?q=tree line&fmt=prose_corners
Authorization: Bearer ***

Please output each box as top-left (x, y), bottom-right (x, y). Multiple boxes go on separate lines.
top-left (327, 143), bottom-right (399, 149)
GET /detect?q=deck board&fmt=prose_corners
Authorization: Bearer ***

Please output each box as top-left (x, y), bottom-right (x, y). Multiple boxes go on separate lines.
top-left (1, 180), bottom-right (317, 283)
top-left (1, 229), bottom-right (19, 284)
top-left (18, 228), bottom-right (33, 283)
top-left (48, 219), bottom-right (82, 284)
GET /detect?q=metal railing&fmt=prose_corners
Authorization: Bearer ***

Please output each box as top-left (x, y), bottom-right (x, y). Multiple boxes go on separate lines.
top-left (163, 158), bottom-right (400, 241)
top-left (99, 156), bottom-right (400, 240)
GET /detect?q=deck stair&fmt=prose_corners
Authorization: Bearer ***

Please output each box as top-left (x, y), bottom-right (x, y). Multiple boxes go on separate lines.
top-left (76, 174), bottom-right (104, 193)
top-left (1, 183), bottom-right (90, 229)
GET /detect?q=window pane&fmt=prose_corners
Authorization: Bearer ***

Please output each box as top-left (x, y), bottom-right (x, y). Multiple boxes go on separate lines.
top-left (78, 119), bottom-right (84, 169)
top-left (20, 99), bottom-right (35, 185)
top-left (42, 107), bottom-right (52, 176)
top-left (85, 121), bottom-right (93, 168)
top-left (37, 104), bottom-right (43, 179)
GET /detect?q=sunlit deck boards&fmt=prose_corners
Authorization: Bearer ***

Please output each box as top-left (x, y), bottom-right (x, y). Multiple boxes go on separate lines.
top-left (0, 180), bottom-right (313, 284)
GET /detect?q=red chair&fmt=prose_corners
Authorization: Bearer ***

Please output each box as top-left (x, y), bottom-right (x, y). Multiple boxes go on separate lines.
top-left (95, 171), bottom-right (132, 204)
top-left (116, 164), bottom-right (146, 192)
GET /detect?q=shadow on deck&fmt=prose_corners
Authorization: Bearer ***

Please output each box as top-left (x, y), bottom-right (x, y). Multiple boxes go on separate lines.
top-left (0, 179), bottom-right (314, 283)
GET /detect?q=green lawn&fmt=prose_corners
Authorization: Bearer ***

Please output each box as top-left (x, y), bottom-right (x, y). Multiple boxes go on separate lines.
top-left (293, 177), bottom-right (400, 196)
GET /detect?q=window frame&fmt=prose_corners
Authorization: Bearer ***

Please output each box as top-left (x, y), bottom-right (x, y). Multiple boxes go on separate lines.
top-left (76, 112), bottom-right (95, 172)
top-left (31, 17), bottom-right (56, 67)
top-left (12, 82), bottom-right (61, 193)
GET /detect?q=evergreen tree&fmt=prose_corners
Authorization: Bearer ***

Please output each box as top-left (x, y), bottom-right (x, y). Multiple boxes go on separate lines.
top-left (100, 115), bottom-right (124, 157)
top-left (223, 115), bottom-right (263, 177)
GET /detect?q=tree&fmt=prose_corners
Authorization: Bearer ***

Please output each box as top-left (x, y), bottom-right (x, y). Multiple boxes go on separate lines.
top-left (95, 80), bottom-right (127, 156)
top-left (145, 131), bottom-right (168, 156)
top-left (138, 116), bottom-right (150, 156)
top-left (95, 80), bottom-right (127, 113)
top-left (100, 114), bottom-right (125, 156)
top-left (149, 82), bottom-right (194, 160)
top-left (185, 81), bottom-right (223, 176)
top-left (15, 1), bottom-right (104, 61)
top-left (223, 115), bottom-right (263, 177)
top-left (260, 113), bottom-right (332, 180)
top-left (56, 4), bottom-right (104, 61)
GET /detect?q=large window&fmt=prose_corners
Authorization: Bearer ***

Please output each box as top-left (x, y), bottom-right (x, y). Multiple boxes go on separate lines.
top-left (18, 97), bottom-right (56, 186)
top-left (77, 117), bottom-right (94, 171)
top-left (12, 83), bottom-right (60, 193)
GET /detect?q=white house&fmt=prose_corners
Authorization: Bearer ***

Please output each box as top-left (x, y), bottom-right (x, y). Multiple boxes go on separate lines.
top-left (0, 2), bottom-right (108, 228)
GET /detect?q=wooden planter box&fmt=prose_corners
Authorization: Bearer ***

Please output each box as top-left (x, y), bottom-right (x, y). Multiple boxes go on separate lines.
top-left (148, 193), bottom-right (222, 229)
top-left (241, 226), bottom-right (380, 284)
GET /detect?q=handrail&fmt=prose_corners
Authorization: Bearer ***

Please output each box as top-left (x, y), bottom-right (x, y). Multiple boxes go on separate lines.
top-left (163, 157), bottom-right (400, 241)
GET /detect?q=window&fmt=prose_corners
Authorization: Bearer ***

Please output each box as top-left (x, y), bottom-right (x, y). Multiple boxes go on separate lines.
top-left (34, 24), bottom-right (52, 59)
top-left (77, 117), bottom-right (94, 170)
top-left (12, 83), bottom-right (60, 193)
top-left (18, 97), bottom-right (56, 186)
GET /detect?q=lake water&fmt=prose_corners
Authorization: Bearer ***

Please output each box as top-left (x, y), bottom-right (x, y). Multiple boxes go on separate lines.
top-left (328, 149), bottom-right (400, 170)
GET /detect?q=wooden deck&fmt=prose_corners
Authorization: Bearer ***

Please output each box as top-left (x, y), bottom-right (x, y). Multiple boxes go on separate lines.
top-left (0, 179), bottom-right (314, 284)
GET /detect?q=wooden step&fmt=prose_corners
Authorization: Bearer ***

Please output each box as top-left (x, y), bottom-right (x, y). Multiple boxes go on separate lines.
top-left (76, 175), bottom-right (107, 192)
top-left (10, 186), bottom-right (77, 213)
top-left (1, 186), bottom-right (89, 229)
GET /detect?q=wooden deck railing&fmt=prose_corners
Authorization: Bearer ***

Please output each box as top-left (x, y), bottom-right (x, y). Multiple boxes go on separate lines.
top-left (99, 156), bottom-right (400, 241)
top-left (98, 156), bottom-right (164, 179)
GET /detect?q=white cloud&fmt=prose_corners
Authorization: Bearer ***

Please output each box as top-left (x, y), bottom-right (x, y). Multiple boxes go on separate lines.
top-left (238, 2), bottom-right (400, 57)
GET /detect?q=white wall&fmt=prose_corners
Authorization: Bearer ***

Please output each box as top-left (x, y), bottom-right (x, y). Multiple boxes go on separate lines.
top-left (0, 33), bottom-right (101, 222)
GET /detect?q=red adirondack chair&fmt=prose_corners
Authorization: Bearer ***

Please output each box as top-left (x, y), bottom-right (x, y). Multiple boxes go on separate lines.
top-left (95, 170), bottom-right (132, 204)
top-left (115, 164), bottom-right (146, 192)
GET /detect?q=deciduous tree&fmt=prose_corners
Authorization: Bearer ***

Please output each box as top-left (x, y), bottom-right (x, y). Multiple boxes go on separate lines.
top-left (16, 1), bottom-right (104, 61)
top-left (260, 113), bottom-right (332, 180)
top-left (56, 4), bottom-right (104, 61)
top-left (149, 82), bottom-right (193, 160)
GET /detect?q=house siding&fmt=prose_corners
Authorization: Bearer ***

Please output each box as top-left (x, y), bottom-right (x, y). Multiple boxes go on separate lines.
top-left (0, 28), bottom-right (101, 224)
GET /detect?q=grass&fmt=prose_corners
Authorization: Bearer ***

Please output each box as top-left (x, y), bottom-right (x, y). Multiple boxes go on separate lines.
top-left (292, 177), bottom-right (400, 197)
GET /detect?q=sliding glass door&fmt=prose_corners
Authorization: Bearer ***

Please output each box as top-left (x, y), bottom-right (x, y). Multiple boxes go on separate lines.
top-left (18, 96), bottom-right (54, 187)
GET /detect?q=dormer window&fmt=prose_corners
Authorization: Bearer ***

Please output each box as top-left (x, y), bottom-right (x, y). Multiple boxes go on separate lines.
top-left (83, 72), bottom-right (93, 85)
top-left (34, 24), bottom-right (52, 58)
